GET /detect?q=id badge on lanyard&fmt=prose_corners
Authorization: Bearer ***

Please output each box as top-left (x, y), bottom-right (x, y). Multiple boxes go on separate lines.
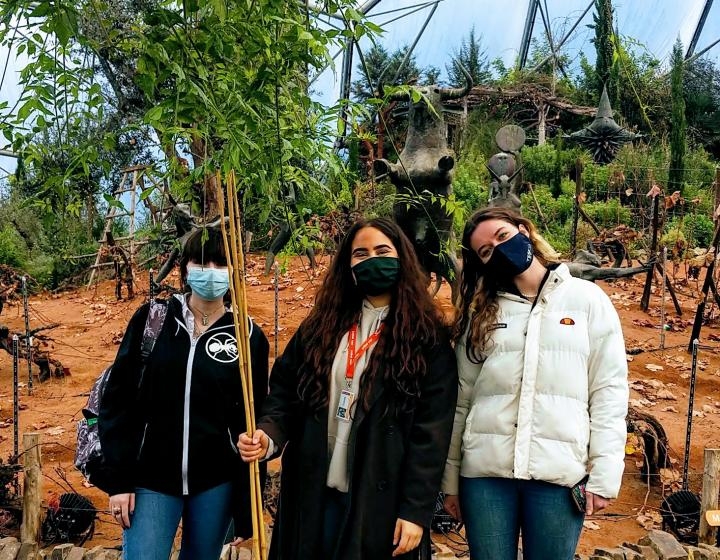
top-left (336, 323), bottom-right (383, 422)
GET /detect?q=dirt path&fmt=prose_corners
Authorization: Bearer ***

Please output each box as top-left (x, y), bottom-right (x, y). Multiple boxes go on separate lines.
top-left (1, 256), bottom-right (719, 554)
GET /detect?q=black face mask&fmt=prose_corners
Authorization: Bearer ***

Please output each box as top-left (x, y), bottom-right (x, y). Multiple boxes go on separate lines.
top-left (487, 232), bottom-right (534, 280)
top-left (352, 257), bottom-right (400, 297)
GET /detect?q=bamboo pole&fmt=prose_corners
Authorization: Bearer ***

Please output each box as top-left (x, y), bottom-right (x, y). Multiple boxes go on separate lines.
top-left (216, 172), bottom-right (266, 559)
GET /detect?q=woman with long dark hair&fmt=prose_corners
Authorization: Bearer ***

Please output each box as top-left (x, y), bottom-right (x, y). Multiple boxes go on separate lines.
top-left (442, 207), bottom-right (628, 560)
top-left (240, 217), bottom-right (458, 560)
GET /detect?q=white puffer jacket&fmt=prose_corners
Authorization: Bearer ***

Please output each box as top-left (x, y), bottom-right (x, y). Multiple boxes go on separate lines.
top-left (442, 264), bottom-right (628, 499)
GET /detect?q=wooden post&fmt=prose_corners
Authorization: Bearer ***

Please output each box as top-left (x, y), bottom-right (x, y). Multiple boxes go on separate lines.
top-left (699, 448), bottom-right (720, 544)
top-left (21, 432), bottom-right (42, 544)
top-left (571, 159), bottom-right (583, 257)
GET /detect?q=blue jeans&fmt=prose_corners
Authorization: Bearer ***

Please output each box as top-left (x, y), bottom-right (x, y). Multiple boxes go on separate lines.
top-left (322, 488), bottom-right (349, 560)
top-left (123, 482), bottom-right (233, 560)
top-left (460, 476), bottom-right (584, 560)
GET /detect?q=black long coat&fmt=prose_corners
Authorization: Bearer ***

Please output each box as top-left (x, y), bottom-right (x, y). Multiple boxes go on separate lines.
top-left (259, 326), bottom-right (458, 560)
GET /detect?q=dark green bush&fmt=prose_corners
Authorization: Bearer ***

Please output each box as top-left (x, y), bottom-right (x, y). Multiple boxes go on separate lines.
top-left (0, 225), bottom-right (27, 268)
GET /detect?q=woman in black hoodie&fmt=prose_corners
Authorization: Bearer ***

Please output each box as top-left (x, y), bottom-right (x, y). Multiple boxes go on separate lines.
top-left (99, 226), bottom-right (268, 560)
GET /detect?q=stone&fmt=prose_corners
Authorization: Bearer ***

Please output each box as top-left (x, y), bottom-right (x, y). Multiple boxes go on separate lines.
top-left (0, 538), bottom-right (18, 553)
top-left (219, 545), bottom-right (232, 560)
top-left (639, 530), bottom-right (688, 560)
top-left (698, 544), bottom-right (720, 560)
top-left (686, 545), bottom-right (713, 560)
top-left (432, 542), bottom-right (455, 559)
top-left (592, 548), bottom-right (627, 560)
top-left (65, 548), bottom-right (85, 560)
top-left (100, 551), bottom-right (121, 560)
top-left (622, 542), bottom-right (660, 560)
top-left (0, 541), bottom-right (22, 560)
top-left (17, 542), bottom-right (39, 560)
top-left (81, 547), bottom-right (105, 560)
top-left (51, 544), bottom-right (74, 560)
top-left (618, 547), bottom-right (644, 560)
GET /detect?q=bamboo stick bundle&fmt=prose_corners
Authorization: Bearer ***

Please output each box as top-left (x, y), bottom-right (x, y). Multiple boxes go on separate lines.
top-left (216, 171), bottom-right (267, 559)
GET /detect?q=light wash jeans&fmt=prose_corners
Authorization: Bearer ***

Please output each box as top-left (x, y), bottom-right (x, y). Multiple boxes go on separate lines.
top-left (123, 481), bottom-right (233, 560)
top-left (460, 476), bottom-right (585, 560)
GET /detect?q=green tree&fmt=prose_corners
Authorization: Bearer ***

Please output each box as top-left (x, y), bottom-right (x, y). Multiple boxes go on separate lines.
top-left (446, 26), bottom-right (490, 87)
top-left (669, 38), bottom-right (687, 193)
top-left (351, 44), bottom-right (426, 100)
top-left (1, 0), bottom-right (376, 224)
top-left (592, 0), bottom-right (617, 102)
top-left (684, 57), bottom-right (720, 158)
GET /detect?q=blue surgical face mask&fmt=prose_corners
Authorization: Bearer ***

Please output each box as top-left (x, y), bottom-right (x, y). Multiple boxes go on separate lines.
top-left (186, 266), bottom-right (229, 300)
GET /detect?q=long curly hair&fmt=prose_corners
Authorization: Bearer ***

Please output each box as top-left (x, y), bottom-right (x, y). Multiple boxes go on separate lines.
top-left (298, 217), bottom-right (445, 413)
top-left (454, 207), bottom-right (560, 362)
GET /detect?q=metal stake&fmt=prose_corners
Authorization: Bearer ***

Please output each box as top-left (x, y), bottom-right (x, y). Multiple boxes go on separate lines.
top-left (660, 248), bottom-right (667, 350)
top-left (149, 268), bottom-right (155, 300)
top-left (12, 335), bottom-right (19, 461)
top-left (22, 276), bottom-right (32, 394)
top-left (683, 339), bottom-right (700, 491)
top-left (274, 264), bottom-right (279, 359)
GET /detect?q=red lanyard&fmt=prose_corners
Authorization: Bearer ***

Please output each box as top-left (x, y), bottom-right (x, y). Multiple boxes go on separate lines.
top-left (345, 323), bottom-right (383, 380)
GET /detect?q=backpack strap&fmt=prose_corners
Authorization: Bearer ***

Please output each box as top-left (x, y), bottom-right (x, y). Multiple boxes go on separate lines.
top-left (140, 299), bottom-right (169, 362)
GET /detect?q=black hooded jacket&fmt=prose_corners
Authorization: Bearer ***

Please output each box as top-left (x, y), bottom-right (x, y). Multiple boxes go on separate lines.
top-left (98, 295), bottom-right (268, 537)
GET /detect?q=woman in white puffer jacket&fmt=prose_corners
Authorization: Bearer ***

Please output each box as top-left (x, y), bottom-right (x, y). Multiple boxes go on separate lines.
top-left (442, 207), bottom-right (628, 560)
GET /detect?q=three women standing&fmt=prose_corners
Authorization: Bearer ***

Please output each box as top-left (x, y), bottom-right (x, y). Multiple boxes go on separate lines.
top-left (443, 207), bottom-right (629, 560)
top-left (240, 218), bottom-right (458, 560)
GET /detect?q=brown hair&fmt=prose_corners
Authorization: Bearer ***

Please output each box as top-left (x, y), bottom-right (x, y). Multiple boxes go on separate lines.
top-left (178, 227), bottom-right (228, 284)
top-left (298, 217), bottom-right (445, 412)
top-left (454, 207), bottom-right (559, 362)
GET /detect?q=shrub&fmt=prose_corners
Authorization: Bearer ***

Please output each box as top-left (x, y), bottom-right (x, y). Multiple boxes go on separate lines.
top-left (0, 225), bottom-right (27, 268)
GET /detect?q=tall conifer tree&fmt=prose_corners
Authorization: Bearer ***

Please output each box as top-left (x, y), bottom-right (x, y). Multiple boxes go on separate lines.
top-left (669, 38), bottom-right (687, 194)
top-left (593, 0), bottom-right (616, 103)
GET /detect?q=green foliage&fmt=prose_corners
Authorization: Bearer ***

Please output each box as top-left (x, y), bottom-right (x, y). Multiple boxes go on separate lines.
top-left (452, 153), bottom-right (489, 216)
top-left (660, 224), bottom-right (687, 257)
top-left (446, 26), bottom-right (491, 87)
top-left (684, 58), bottom-right (720, 157)
top-left (679, 213), bottom-right (715, 248)
top-left (583, 198), bottom-right (631, 229)
top-left (669, 39), bottom-right (687, 193)
top-left (521, 144), bottom-right (586, 188)
top-left (0, 225), bottom-right (27, 267)
top-left (352, 44), bottom-right (432, 100)
top-left (592, 0), bottom-right (617, 102)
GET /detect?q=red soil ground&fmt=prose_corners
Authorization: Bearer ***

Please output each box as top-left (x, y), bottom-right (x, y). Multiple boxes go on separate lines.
top-left (1, 254), bottom-right (719, 555)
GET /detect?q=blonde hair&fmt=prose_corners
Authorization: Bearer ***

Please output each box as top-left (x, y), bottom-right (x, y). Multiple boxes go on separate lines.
top-left (454, 208), bottom-right (560, 362)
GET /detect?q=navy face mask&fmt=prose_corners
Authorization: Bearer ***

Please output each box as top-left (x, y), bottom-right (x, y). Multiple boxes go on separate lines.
top-left (352, 257), bottom-right (400, 297)
top-left (487, 231), bottom-right (534, 279)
